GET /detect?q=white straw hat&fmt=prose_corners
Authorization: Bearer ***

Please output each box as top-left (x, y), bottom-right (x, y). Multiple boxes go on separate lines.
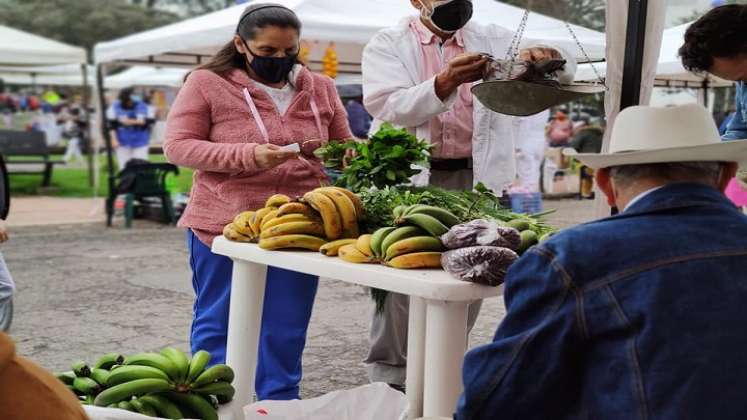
top-left (564, 104), bottom-right (747, 169)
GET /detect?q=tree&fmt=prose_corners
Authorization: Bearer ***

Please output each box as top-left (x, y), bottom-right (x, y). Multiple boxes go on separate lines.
top-left (0, 0), bottom-right (180, 55)
top-left (499, 0), bottom-right (606, 32)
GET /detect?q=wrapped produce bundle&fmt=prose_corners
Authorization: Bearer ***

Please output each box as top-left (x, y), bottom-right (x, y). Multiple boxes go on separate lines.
top-left (441, 246), bottom-right (518, 287)
top-left (440, 219), bottom-right (521, 251)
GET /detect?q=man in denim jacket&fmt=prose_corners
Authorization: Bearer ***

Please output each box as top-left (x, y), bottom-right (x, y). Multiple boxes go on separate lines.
top-left (455, 104), bottom-right (747, 420)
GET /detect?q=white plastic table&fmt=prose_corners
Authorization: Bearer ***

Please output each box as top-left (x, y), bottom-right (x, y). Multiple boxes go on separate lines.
top-left (211, 237), bottom-right (502, 419)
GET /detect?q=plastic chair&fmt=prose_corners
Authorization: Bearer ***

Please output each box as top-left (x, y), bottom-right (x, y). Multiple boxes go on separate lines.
top-left (106, 162), bottom-right (179, 228)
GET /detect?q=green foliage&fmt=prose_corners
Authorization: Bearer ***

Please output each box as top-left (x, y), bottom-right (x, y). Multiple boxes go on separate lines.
top-left (315, 123), bottom-right (431, 191)
top-left (357, 183), bottom-right (556, 236)
top-left (0, 0), bottom-right (180, 54)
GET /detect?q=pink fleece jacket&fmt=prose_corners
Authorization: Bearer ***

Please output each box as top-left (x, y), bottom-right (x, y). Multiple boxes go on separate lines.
top-left (164, 67), bottom-right (352, 246)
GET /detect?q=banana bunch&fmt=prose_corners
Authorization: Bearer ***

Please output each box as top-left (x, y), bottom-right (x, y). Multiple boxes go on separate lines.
top-left (56, 348), bottom-right (235, 420)
top-left (322, 204), bottom-right (458, 270)
top-left (223, 188), bottom-right (365, 253)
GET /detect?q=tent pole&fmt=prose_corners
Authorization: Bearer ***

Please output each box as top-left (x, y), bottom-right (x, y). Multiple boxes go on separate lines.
top-left (620, 0), bottom-right (648, 110)
top-left (82, 63), bottom-right (94, 187)
top-left (96, 64), bottom-right (116, 227)
top-left (702, 79), bottom-right (709, 109)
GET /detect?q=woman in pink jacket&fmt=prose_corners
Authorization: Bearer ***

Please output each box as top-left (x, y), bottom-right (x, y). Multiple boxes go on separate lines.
top-left (164, 3), bottom-right (352, 400)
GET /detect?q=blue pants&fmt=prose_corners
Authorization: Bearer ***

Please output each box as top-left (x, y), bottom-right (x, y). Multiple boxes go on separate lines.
top-left (187, 230), bottom-right (319, 400)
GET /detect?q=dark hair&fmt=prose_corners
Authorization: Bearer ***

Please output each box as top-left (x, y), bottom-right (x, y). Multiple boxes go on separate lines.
top-left (118, 87), bottom-right (135, 109)
top-left (190, 3), bottom-right (302, 78)
top-left (679, 4), bottom-right (747, 73)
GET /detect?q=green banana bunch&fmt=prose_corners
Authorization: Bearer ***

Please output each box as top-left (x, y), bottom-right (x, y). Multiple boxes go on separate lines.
top-left (130, 398), bottom-right (159, 417)
top-left (107, 365), bottom-right (171, 386)
top-left (94, 378), bottom-right (174, 407)
top-left (164, 391), bottom-right (218, 420)
top-left (397, 213), bottom-right (450, 237)
top-left (187, 350), bottom-right (212, 384)
top-left (191, 380), bottom-right (235, 404)
top-left (191, 364), bottom-right (235, 388)
top-left (400, 204), bottom-right (460, 227)
top-left (73, 377), bottom-right (101, 396)
top-left (160, 347), bottom-right (190, 384)
top-left (71, 360), bottom-right (91, 378)
top-left (94, 353), bottom-right (125, 370)
top-left (124, 353), bottom-right (180, 383)
top-left (90, 368), bottom-right (111, 387)
top-left (139, 394), bottom-right (184, 419)
top-left (117, 401), bottom-right (135, 411)
top-left (55, 371), bottom-right (76, 386)
top-left (370, 227), bottom-right (397, 259)
top-left (380, 226), bottom-right (424, 257)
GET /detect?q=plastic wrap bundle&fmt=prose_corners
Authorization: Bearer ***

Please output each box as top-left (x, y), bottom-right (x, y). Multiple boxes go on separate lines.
top-left (440, 219), bottom-right (521, 251)
top-left (441, 246), bottom-right (518, 287)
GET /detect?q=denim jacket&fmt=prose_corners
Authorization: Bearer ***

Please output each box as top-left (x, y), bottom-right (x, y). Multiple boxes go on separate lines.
top-left (723, 82), bottom-right (747, 141)
top-left (456, 183), bottom-right (747, 420)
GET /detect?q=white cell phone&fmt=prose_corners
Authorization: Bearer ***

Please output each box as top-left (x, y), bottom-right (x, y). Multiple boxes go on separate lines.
top-left (280, 143), bottom-right (300, 153)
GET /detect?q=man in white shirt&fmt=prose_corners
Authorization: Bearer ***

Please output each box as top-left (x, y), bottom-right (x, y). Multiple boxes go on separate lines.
top-left (361, 0), bottom-right (576, 389)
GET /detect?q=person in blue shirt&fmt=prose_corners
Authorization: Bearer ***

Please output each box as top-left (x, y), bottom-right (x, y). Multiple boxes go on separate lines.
top-left (337, 84), bottom-right (371, 139)
top-left (107, 87), bottom-right (151, 171)
top-left (679, 4), bottom-right (747, 141)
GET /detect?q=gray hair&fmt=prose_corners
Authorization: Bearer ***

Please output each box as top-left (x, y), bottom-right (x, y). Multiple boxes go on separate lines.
top-left (609, 162), bottom-right (725, 189)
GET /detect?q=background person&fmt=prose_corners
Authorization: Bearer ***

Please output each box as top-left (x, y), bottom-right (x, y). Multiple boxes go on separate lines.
top-left (361, 0), bottom-right (576, 390)
top-left (164, 3), bottom-right (352, 401)
top-left (107, 87), bottom-right (151, 171)
top-left (679, 3), bottom-right (747, 211)
top-left (512, 109), bottom-right (549, 192)
top-left (570, 118), bottom-right (604, 199)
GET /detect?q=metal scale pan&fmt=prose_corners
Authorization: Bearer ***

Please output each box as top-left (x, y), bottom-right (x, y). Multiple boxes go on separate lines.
top-left (471, 80), bottom-right (606, 116)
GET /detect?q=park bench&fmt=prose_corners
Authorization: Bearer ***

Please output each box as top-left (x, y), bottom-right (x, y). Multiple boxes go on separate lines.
top-left (0, 129), bottom-right (65, 187)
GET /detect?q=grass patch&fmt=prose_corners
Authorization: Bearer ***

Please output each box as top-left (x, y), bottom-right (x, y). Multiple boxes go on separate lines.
top-left (9, 154), bottom-right (194, 198)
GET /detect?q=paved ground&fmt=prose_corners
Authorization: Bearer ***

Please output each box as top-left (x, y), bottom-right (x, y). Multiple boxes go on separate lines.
top-left (6, 197), bottom-right (105, 227)
top-left (5, 198), bottom-right (595, 399)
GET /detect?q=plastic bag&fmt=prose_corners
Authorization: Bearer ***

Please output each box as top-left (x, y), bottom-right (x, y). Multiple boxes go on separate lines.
top-left (441, 246), bottom-right (518, 286)
top-left (244, 383), bottom-right (407, 420)
top-left (440, 219), bottom-right (521, 251)
top-left (84, 406), bottom-right (198, 420)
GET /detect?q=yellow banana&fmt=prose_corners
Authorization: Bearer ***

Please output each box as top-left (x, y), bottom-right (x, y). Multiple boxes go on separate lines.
top-left (384, 236), bottom-right (444, 261)
top-left (259, 234), bottom-right (327, 251)
top-left (328, 187), bottom-right (365, 220)
top-left (223, 224), bottom-right (254, 243)
top-left (259, 209), bottom-right (279, 233)
top-left (387, 252), bottom-right (443, 269)
top-left (232, 211), bottom-right (256, 236)
top-left (338, 244), bottom-right (373, 264)
top-left (260, 221), bottom-right (326, 239)
top-left (262, 214), bottom-right (312, 231)
top-left (276, 202), bottom-right (317, 218)
top-left (319, 239), bottom-right (357, 256)
top-left (265, 194), bottom-right (291, 208)
top-left (250, 207), bottom-right (274, 235)
top-left (316, 187), bottom-right (359, 238)
top-left (355, 234), bottom-right (374, 257)
top-left (303, 191), bottom-right (343, 240)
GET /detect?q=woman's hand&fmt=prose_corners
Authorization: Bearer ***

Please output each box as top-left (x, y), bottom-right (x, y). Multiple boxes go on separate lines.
top-left (254, 144), bottom-right (298, 169)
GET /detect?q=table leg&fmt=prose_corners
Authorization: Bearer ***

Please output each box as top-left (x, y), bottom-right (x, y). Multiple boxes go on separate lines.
top-left (218, 260), bottom-right (267, 420)
top-left (406, 296), bottom-right (426, 420)
top-left (422, 300), bottom-right (469, 418)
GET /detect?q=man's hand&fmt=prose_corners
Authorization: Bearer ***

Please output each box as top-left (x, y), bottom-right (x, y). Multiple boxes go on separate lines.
top-left (254, 144), bottom-right (298, 170)
top-left (435, 53), bottom-right (490, 101)
top-left (519, 47), bottom-right (563, 63)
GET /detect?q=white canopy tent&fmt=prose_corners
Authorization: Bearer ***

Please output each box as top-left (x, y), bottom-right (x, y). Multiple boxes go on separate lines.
top-left (0, 25), bottom-right (86, 66)
top-left (0, 64), bottom-right (94, 87)
top-left (575, 22), bottom-right (732, 90)
top-left (94, 0), bottom-right (605, 72)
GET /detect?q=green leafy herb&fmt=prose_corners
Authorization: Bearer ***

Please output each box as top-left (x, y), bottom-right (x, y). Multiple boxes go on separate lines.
top-left (314, 123), bottom-right (431, 191)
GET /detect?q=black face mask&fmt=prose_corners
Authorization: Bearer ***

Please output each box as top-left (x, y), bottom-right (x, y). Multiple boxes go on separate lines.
top-left (242, 40), bottom-right (297, 84)
top-left (425, 0), bottom-right (473, 33)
